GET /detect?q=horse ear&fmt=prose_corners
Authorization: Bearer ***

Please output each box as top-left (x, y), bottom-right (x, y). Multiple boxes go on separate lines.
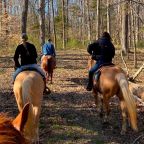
top-left (12, 103), bottom-right (30, 132)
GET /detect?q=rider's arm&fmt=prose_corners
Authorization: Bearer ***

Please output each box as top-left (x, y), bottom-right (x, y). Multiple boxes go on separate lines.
top-left (42, 44), bottom-right (48, 55)
top-left (52, 44), bottom-right (56, 57)
top-left (14, 46), bottom-right (21, 68)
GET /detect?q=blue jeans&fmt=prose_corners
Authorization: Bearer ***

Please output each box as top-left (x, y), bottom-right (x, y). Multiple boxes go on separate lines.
top-left (89, 60), bottom-right (103, 75)
top-left (13, 64), bottom-right (46, 82)
top-left (87, 60), bottom-right (103, 87)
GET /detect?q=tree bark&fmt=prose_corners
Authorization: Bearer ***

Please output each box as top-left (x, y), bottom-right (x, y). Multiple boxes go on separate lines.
top-left (51, 0), bottom-right (57, 49)
top-left (121, 0), bottom-right (129, 55)
top-left (96, 0), bottom-right (100, 39)
top-left (62, 0), bottom-right (65, 49)
top-left (39, 0), bottom-right (45, 48)
top-left (107, 0), bottom-right (110, 33)
top-left (86, 0), bottom-right (91, 42)
top-left (21, 0), bottom-right (29, 33)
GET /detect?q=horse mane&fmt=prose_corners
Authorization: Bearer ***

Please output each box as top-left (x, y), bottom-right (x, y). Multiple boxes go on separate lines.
top-left (0, 113), bottom-right (28, 144)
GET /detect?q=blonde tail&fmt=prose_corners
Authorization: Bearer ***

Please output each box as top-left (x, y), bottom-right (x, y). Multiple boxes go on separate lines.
top-left (116, 73), bottom-right (138, 131)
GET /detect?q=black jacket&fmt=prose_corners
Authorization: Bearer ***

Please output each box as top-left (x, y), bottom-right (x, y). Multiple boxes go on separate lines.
top-left (87, 37), bottom-right (115, 62)
top-left (98, 37), bottom-right (115, 62)
top-left (14, 42), bottom-right (38, 68)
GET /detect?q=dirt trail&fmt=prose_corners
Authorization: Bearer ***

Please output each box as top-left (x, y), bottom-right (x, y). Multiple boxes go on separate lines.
top-left (0, 49), bottom-right (144, 144)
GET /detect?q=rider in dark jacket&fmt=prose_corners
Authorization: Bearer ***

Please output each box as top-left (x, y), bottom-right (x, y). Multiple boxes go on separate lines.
top-left (86, 32), bottom-right (115, 91)
top-left (13, 33), bottom-right (50, 94)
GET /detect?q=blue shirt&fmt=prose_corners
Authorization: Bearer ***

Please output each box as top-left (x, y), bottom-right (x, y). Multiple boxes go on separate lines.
top-left (42, 42), bottom-right (56, 57)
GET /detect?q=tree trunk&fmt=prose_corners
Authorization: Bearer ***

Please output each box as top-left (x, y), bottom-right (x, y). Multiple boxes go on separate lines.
top-left (39, 0), bottom-right (45, 48)
top-left (96, 0), bottom-right (100, 39)
top-left (47, 0), bottom-right (51, 38)
top-left (135, 0), bottom-right (140, 44)
top-left (86, 0), bottom-right (91, 42)
top-left (0, 0), bottom-right (2, 36)
top-left (82, 0), bottom-right (86, 45)
top-left (21, 0), bottom-right (29, 33)
top-left (51, 0), bottom-right (57, 49)
top-left (107, 0), bottom-right (110, 33)
top-left (62, 0), bottom-right (65, 49)
top-left (121, 0), bottom-right (129, 55)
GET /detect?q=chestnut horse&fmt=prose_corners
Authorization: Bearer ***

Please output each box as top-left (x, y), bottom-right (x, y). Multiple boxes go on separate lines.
top-left (0, 103), bottom-right (30, 144)
top-left (13, 71), bottom-right (45, 143)
top-left (41, 55), bottom-right (55, 84)
top-left (88, 58), bottom-right (138, 134)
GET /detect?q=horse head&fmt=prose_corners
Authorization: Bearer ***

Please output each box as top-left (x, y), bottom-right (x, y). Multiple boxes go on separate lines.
top-left (0, 103), bottom-right (30, 144)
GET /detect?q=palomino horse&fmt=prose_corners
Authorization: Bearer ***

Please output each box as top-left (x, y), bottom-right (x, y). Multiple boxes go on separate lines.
top-left (41, 55), bottom-right (55, 84)
top-left (88, 58), bottom-right (138, 134)
top-left (0, 103), bottom-right (30, 144)
top-left (13, 71), bottom-right (45, 143)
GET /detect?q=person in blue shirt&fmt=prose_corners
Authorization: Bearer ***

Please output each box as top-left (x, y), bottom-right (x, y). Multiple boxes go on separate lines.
top-left (42, 39), bottom-right (56, 67)
top-left (86, 32), bottom-right (115, 91)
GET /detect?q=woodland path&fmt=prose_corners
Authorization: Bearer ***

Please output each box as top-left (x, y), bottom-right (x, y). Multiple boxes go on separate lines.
top-left (0, 49), bottom-right (144, 144)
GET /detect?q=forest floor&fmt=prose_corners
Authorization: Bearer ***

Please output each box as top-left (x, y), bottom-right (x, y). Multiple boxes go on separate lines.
top-left (0, 49), bottom-right (144, 144)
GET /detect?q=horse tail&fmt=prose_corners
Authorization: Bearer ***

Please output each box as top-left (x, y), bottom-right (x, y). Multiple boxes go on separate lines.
top-left (47, 56), bottom-right (53, 73)
top-left (22, 78), bottom-right (32, 105)
top-left (116, 73), bottom-right (138, 131)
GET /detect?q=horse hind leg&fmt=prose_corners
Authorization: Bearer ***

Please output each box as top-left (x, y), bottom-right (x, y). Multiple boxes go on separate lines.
top-left (93, 90), bottom-right (104, 118)
top-left (102, 96), bottom-right (110, 124)
top-left (50, 72), bottom-right (53, 84)
top-left (119, 98), bottom-right (127, 135)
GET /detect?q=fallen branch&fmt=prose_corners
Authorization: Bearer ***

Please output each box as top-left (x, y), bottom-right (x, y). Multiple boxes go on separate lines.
top-left (133, 95), bottom-right (144, 106)
top-left (120, 51), bottom-right (129, 75)
top-left (132, 134), bottom-right (144, 144)
top-left (131, 63), bottom-right (144, 80)
top-left (121, 50), bottom-right (144, 81)
top-left (129, 82), bottom-right (144, 105)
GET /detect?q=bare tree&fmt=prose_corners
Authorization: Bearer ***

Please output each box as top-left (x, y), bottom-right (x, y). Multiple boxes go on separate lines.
top-left (121, 0), bottom-right (129, 55)
top-left (39, 0), bottom-right (45, 48)
top-left (51, 0), bottom-right (57, 49)
top-left (96, 0), bottom-right (100, 39)
top-left (107, 0), bottom-right (110, 33)
top-left (21, 0), bottom-right (29, 33)
top-left (0, 0), bottom-right (2, 36)
top-left (62, 0), bottom-right (65, 49)
top-left (86, 0), bottom-right (91, 42)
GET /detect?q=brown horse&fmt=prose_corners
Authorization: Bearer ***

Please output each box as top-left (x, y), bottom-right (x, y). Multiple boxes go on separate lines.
top-left (41, 55), bottom-right (56, 84)
top-left (88, 58), bottom-right (138, 134)
top-left (13, 71), bottom-right (45, 143)
top-left (0, 103), bottom-right (30, 144)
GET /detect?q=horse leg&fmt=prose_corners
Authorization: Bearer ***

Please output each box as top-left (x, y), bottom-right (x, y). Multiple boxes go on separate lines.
top-left (93, 90), bottom-right (104, 119)
top-left (120, 98), bottom-right (127, 135)
top-left (102, 96), bottom-right (110, 123)
top-left (46, 72), bottom-right (49, 81)
top-left (117, 89), bottom-right (127, 135)
top-left (50, 72), bottom-right (53, 84)
top-left (93, 90), bottom-right (98, 106)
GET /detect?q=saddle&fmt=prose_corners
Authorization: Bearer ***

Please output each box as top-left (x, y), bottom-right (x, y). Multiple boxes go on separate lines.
top-left (94, 63), bottom-right (115, 81)
top-left (14, 66), bottom-right (45, 82)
